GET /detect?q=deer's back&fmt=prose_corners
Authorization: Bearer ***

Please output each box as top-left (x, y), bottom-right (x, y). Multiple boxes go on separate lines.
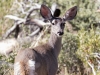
top-left (15, 44), bottom-right (58, 75)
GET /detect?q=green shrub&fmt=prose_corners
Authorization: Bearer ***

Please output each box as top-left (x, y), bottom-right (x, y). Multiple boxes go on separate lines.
top-left (76, 28), bottom-right (100, 74)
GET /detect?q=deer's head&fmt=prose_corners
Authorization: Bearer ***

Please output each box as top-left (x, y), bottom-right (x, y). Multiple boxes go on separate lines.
top-left (40, 4), bottom-right (77, 37)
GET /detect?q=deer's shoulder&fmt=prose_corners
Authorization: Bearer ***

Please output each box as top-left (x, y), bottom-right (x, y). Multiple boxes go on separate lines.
top-left (33, 43), bottom-right (53, 54)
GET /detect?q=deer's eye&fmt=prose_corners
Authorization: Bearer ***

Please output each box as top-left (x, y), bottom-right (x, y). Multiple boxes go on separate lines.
top-left (61, 23), bottom-right (65, 27)
top-left (52, 22), bottom-right (55, 25)
top-left (51, 20), bottom-right (57, 25)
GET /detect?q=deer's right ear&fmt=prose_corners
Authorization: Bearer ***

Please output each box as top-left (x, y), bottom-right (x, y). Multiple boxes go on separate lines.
top-left (40, 4), bottom-right (53, 20)
top-left (63, 6), bottom-right (77, 21)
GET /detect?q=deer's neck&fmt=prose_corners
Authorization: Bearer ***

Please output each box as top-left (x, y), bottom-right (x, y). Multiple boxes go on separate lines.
top-left (48, 32), bottom-right (62, 57)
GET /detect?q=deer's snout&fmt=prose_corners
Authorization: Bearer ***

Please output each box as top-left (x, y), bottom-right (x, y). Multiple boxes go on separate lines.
top-left (57, 32), bottom-right (64, 36)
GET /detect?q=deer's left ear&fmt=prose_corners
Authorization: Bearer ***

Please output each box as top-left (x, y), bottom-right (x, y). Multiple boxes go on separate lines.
top-left (63, 6), bottom-right (77, 21)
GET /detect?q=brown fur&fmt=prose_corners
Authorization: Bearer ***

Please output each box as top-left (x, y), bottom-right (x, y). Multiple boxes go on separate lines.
top-left (15, 39), bottom-right (58, 75)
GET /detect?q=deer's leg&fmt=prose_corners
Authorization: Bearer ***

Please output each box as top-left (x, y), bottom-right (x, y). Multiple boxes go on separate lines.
top-left (14, 60), bottom-right (36, 75)
top-left (28, 59), bottom-right (36, 75)
top-left (14, 62), bottom-right (25, 75)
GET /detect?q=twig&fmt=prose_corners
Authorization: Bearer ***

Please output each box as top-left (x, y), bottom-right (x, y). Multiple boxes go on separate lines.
top-left (30, 26), bottom-right (50, 48)
top-left (4, 2), bottom-right (56, 40)
top-left (4, 23), bottom-right (18, 39)
top-left (3, 20), bottom-right (24, 39)
top-left (26, 19), bottom-right (51, 27)
top-left (29, 28), bottom-right (40, 37)
top-left (5, 15), bottom-right (25, 21)
top-left (85, 56), bottom-right (96, 75)
top-left (87, 61), bottom-right (96, 75)
top-left (25, 4), bottom-right (41, 19)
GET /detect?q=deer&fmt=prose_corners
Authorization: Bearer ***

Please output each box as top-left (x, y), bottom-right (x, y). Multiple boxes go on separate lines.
top-left (14, 4), bottom-right (77, 75)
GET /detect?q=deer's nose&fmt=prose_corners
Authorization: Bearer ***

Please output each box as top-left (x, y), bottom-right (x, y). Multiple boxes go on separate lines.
top-left (58, 32), bottom-right (64, 35)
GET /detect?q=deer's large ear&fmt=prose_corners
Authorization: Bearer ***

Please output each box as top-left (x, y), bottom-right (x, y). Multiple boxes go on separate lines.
top-left (63, 6), bottom-right (77, 21)
top-left (53, 9), bottom-right (61, 17)
top-left (40, 4), bottom-right (53, 20)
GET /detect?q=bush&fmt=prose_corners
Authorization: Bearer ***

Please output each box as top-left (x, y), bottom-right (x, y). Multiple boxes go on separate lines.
top-left (76, 28), bottom-right (100, 74)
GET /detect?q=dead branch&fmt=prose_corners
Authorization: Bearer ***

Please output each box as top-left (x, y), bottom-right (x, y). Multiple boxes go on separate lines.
top-left (85, 53), bottom-right (100, 75)
top-left (30, 25), bottom-right (50, 48)
top-left (4, 23), bottom-right (18, 39)
top-left (3, 1), bottom-right (59, 48)
top-left (25, 3), bottom-right (41, 19)
top-left (85, 56), bottom-right (96, 75)
top-left (28, 28), bottom-right (40, 37)
top-left (4, 2), bottom-right (41, 39)
top-left (5, 15), bottom-right (25, 21)
top-left (26, 19), bottom-right (51, 26)
top-left (3, 20), bottom-right (24, 39)
top-left (87, 61), bottom-right (96, 75)
top-left (4, 16), bottom-right (51, 39)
